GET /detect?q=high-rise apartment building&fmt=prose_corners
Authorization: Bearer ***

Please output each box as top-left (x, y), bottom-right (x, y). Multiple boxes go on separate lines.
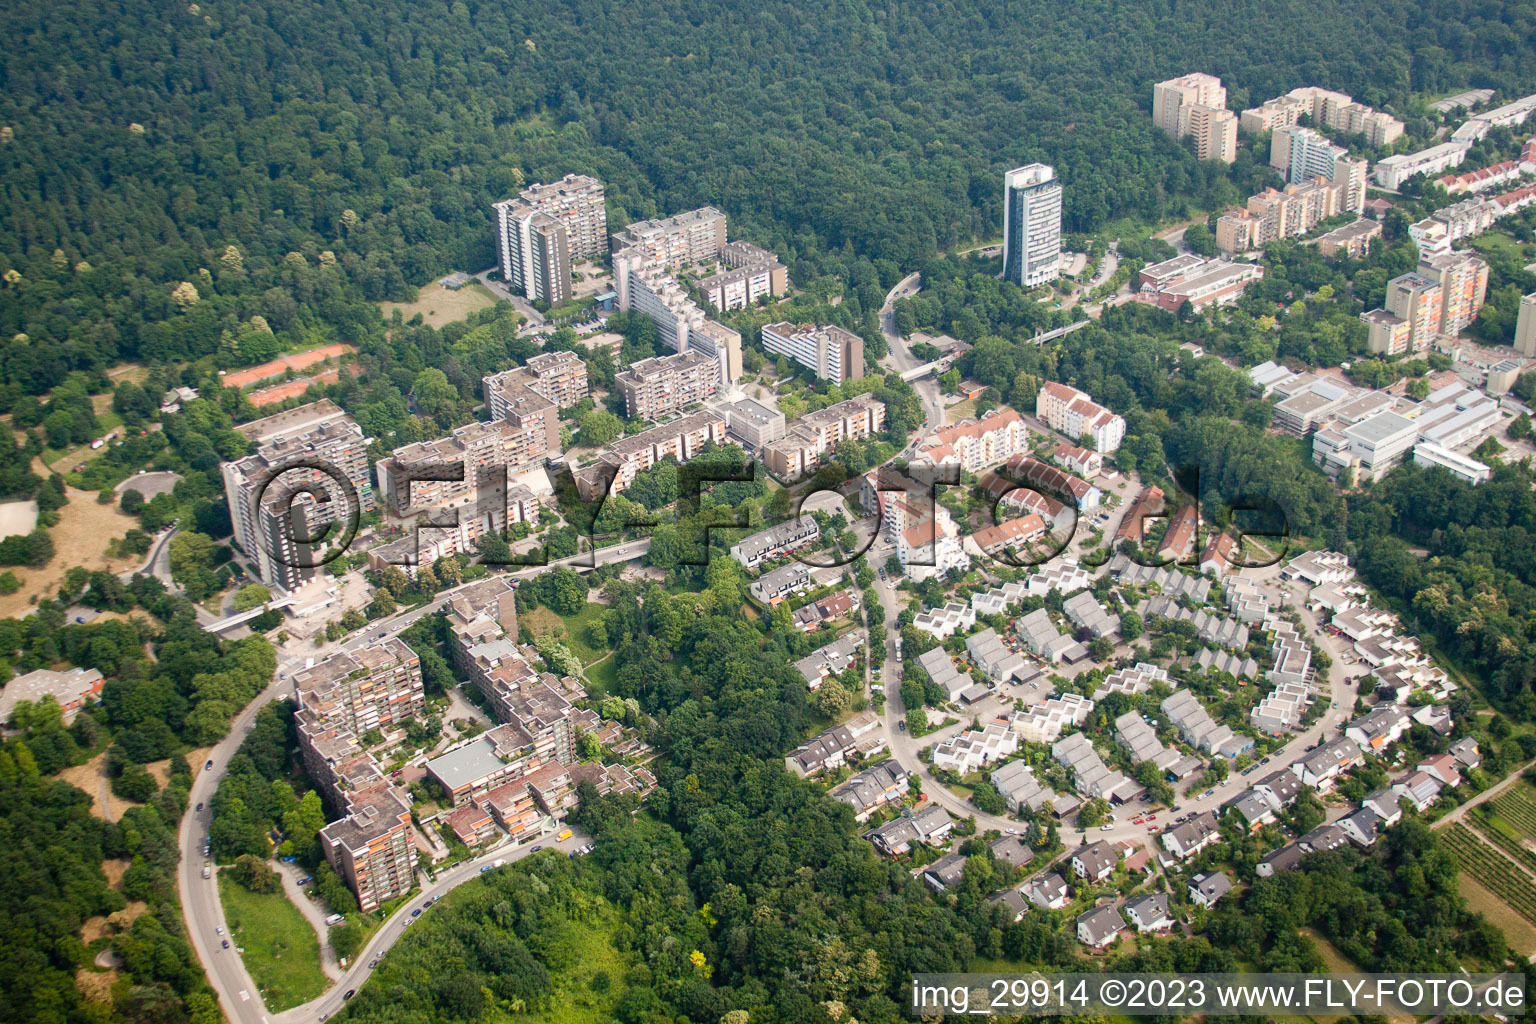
top-left (1383, 271), bottom-right (1444, 352)
top-left (221, 400), bottom-right (375, 593)
top-left (295, 639), bottom-right (424, 738)
top-left (1216, 177), bottom-right (1345, 252)
top-left (1152, 74), bottom-right (1237, 163)
top-left (1516, 293), bottom-right (1536, 357)
top-left (1419, 250), bottom-right (1489, 337)
top-left (610, 207), bottom-right (726, 268)
top-left (760, 322), bottom-right (865, 384)
top-left (615, 349), bottom-right (722, 421)
top-left (696, 241), bottom-right (788, 311)
top-left (318, 781), bottom-right (415, 913)
top-left (376, 418), bottom-right (554, 517)
top-left (493, 174), bottom-right (607, 304)
top-left (612, 249), bottom-right (742, 384)
top-left (1270, 127), bottom-right (1367, 214)
top-left (1002, 164), bottom-right (1063, 288)
top-left (1242, 87), bottom-right (1403, 148)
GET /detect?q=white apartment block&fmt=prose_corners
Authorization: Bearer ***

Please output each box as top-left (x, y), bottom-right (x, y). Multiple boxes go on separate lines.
top-left (911, 407), bottom-right (1028, 472)
top-left (610, 206), bottom-right (726, 268)
top-left (1003, 164), bottom-right (1063, 288)
top-left (1514, 293), bottom-right (1536, 356)
top-left (696, 241), bottom-right (787, 311)
top-left (494, 174), bottom-right (607, 304)
top-left (1374, 142), bottom-right (1470, 190)
top-left (1152, 73), bottom-right (1237, 163)
top-left (760, 321), bottom-right (864, 384)
top-left (1036, 381), bottom-right (1126, 452)
top-left (221, 400), bottom-right (374, 593)
top-left (1270, 126), bottom-right (1366, 213)
top-left (613, 249), bottom-right (742, 384)
top-left (1009, 693), bottom-right (1094, 744)
top-left (614, 349), bottom-right (722, 421)
top-left (1242, 87), bottom-right (1403, 148)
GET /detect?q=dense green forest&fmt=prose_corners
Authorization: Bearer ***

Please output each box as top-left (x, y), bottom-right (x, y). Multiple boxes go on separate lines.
top-left (3, 0), bottom-right (1536, 396)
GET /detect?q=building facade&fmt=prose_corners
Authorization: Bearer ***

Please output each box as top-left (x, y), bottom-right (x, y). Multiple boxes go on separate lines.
top-left (221, 400), bottom-right (375, 592)
top-left (760, 322), bottom-right (864, 384)
top-left (615, 349), bottom-right (723, 421)
top-left (610, 207), bottom-right (726, 268)
top-left (1003, 164), bottom-right (1063, 288)
top-left (494, 174), bottom-right (607, 303)
top-left (1036, 381), bottom-right (1126, 452)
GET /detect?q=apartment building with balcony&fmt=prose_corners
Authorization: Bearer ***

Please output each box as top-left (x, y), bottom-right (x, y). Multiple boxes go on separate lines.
top-left (1003, 164), bottom-right (1063, 287)
top-left (760, 394), bottom-right (885, 480)
top-left (1036, 381), bottom-right (1126, 452)
top-left (696, 241), bottom-right (788, 311)
top-left (760, 321), bottom-right (864, 384)
top-left (615, 349), bottom-right (722, 421)
top-left (571, 410), bottom-right (728, 501)
top-left (611, 207), bottom-right (726, 268)
top-left (221, 399), bottom-right (375, 592)
top-left (911, 407), bottom-right (1028, 472)
top-left (494, 174), bottom-right (607, 304)
top-left (1216, 177), bottom-right (1345, 252)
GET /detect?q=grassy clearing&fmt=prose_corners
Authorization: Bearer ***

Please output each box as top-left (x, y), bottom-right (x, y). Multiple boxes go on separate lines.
top-left (945, 398), bottom-right (978, 425)
top-left (520, 602), bottom-right (610, 666)
top-left (218, 870), bottom-right (329, 1011)
top-left (379, 279), bottom-right (496, 328)
top-left (1458, 870), bottom-right (1536, 958)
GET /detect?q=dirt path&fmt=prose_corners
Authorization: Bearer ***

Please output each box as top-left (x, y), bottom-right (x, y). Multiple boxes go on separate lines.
top-left (1433, 760), bottom-right (1535, 829)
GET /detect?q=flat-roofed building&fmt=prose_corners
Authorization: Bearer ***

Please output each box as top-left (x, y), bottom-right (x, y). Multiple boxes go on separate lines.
top-left (1134, 255), bottom-right (1264, 312)
top-left (1374, 142), bottom-right (1470, 190)
top-left (1413, 441), bottom-right (1491, 484)
top-left (319, 782), bottom-right (415, 912)
top-left (761, 322), bottom-right (864, 384)
top-left (1316, 218), bottom-right (1382, 259)
top-left (494, 174), bottom-right (607, 304)
top-left (1419, 250), bottom-right (1489, 337)
top-left (696, 241), bottom-right (787, 310)
top-left (615, 349), bottom-right (722, 421)
top-left (0, 666), bottom-right (104, 726)
top-left (721, 398), bottom-right (787, 448)
top-left (377, 418), bottom-right (553, 517)
top-left (729, 515), bottom-right (819, 568)
top-left (1515, 293), bottom-right (1536, 356)
top-left (294, 639), bottom-right (424, 741)
top-left (572, 410), bottom-right (727, 501)
top-left (761, 395), bottom-right (884, 480)
top-left (610, 207), bottom-right (726, 268)
top-left (221, 400), bottom-right (374, 592)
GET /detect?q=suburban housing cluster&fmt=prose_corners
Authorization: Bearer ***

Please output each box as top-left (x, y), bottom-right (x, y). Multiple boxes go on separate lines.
top-left (295, 577), bottom-right (653, 910)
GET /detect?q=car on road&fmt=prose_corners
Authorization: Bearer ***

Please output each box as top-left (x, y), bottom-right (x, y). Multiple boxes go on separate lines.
top-left (531, 845), bottom-right (544, 853)
top-left (897, 720), bottom-right (906, 731)
top-left (368, 960), bottom-right (378, 969)
top-left (345, 990), bottom-right (355, 1000)
top-left (221, 939), bottom-right (229, 949)
top-left (1132, 817), bottom-right (1144, 824)
top-left (411, 909), bottom-right (422, 917)
top-left (1099, 823), bottom-right (1114, 831)
top-left (205, 760), bottom-right (214, 770)
top-left (480, 865), bottom-right (492, 873)
top-left (1005, 828), bottom-right (1018, 835)
top-left (195, 802), bottom-right (203, 811)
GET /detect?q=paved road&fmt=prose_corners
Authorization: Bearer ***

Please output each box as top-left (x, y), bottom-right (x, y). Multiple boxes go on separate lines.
top-left (273, 831), bottom-right (589, 1024)
top-left (179, 540), bottom-right (651, 1024)
top-left (878, 273), bottom-right (945, 434)
top-left (871, 556), bottom-right (1359, 852)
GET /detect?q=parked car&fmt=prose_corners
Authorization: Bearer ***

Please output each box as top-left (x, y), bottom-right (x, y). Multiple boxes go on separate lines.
top-left (195, 802), bottom-right (203, 811)
top-left (345, 990), bottom-right (355, 1000)
top-left (480, 865), bottom-right (492, 873)
top-left (205, 760), bottom-right (214, 771)
top-left (221, 939), bottom-right (229, 949)
top-left (410, 909), bottom-right (422, 917)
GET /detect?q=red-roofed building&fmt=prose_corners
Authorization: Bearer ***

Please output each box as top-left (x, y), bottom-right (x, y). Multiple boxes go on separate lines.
top-left (1199, 532), bottom-right (1237, 577)
top-left (1116, 485), bottom-right (1167, 545)
top-left (968, 515), bottom-right (1047, 557)
top-left (1157, 505), bottom-right (1199, 563)
top-left (913, 408), bottom-right (1028, 472)
top-left (445, 802), bottom-right (496, 847)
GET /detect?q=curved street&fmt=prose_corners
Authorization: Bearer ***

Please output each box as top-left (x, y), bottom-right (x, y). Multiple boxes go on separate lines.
top-left (178, 539), bottom-right (650, 1024)
top-left (872, 561), bottom-right (1359, 849)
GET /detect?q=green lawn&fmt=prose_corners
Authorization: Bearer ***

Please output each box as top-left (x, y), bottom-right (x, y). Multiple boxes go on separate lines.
top-left (1470, 230), bottom-right (1532, 264)
top-left (217, 871), bottom-right (329, 1011)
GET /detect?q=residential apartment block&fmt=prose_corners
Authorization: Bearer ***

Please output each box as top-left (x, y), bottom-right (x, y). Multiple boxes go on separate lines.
top-left (1152, 73), bottom-right (1236, 163)
top-left (695, 241), bottom-right (788, 311)
top-left (615, 349), bottom-right (722, 421)
top-left (1270, 126), bottom-right (1366, 213)
top-left (221, 400), bottom-right (374, 592)
top-left (1036, 381), bottom-right (1126, 452)
top-left (760, 394), bottom-right (885, 480)
top-left (1360, 271), bottom-right (1443, 355)
top-left (494, 174), bottom-right (607, 304)
top-left (485, 351), bottom-right (589, 417)
top-left (1420, 250), bottom-right (1489, 337)
top-left (610, 207), bottom-right (726, 268)
top-left (760, 321), bottom-right (864, 384)
top-left (1515, 293), bottom-right (1536, 357)
top-left (1373, 142), bottom-right (1469, 190)
top-left (611, 250), bottom-right (743, 384)
top-left (294, 638), bottom-right (424, 740)
top-left (1314, 218), bottom-right (1382, 259)
top-left (1003, 164), bottom-right (1063, 288)
top-left (1217, 177), bottom-right (1346, 252)
top-left (0, 666), bottom-right (104, 725)
top-left (572, 410), bottom-right (728, 501)
top-left (376, 418), bottom-right (553, 517)
top-left (1241, 87), bottom-right (1404, 148)
top-left (911, 407), bottom-right (1028, 472)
